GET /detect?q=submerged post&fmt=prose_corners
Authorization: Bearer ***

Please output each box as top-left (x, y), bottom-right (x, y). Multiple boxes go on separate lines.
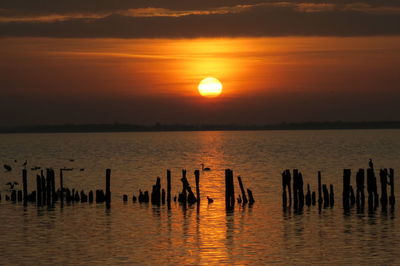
top-left (106, 169), bottom-right (111, 207)
top-left (22, 169), bottom-right (27, 206)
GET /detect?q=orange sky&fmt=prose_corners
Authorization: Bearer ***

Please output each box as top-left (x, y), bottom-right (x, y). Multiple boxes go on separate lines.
top-left (1, 37), bottom-right (400, 125)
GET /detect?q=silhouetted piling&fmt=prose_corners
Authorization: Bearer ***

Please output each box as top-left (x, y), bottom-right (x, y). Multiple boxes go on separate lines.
top-left (247, 189), bottom-right (255, 204)
top-left (105, 168), bottom-right (111, 207)
top-left (238, 175), bottom-right (249, 205)
top-left (292, 170), bottom-right (304, 210)
top-left (389, 168), bottom-right (395, 207)
top-left (322, 184), bottom-right (329, 207)
top-left (380, 169), bottom-right (388, 210)
top-left (46, 170), bottom-right (51, 205)
top-left (225, 169), bottom-right (235, 209)
top-left (356, 169), bottom-right (365, 211)
top-left (329, 184), bottom-right (334, 207)
top-left (81, 191), bottom-right (87, 202)
top-left (17, 190), bottom-right (22, 202)
top-left (22, 169), bottom-right (27, 206)
top-left (318, 171), bottom-right (322, 207)
top-left (306, 184), bottom-right (311, 207)
top-left (36, 175), bottom-right (42, 205)
top-left (162, 189), bottom-right (165, 204)
top-left (350, 186), bottom-right (355, 206)
top-left (89, 190), bottom-right (93, 203)
top-left (181, 171), bottom-right (197, 204)
top-left (151, 177), bottom-right (161, 205)
top-left (195, 170), bottom-right (200, 204)
top-left (41, 172), bottom-right (46, 205)
top-left (281, 170), bottom-right (290, 208)
top-left (123, 194), bottom-right (128, 202)
top-left (343, 169), bottom-right (351, 210)
top-left (311, 192), bottom-right (316, 205)
top-left (60, 169), bottom-right (64, 203)
top-left (167, 169), bottom-right (171, 207)
top-left (367, 168), bottom-right (379, 209)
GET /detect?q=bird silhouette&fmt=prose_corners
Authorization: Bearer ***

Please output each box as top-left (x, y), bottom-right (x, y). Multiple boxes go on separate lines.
top-left (80, 168), bottom-right (85, 171)
top-left (237, 194), bottom-right (242, 204)
top-left (23, 160), bottom-right (27, 167)
top-left (207, 196), bottom-right (214, 203)
top-left (369, 159), bottom-right (374, 169)
top-left (201, 163), bottom-right (211, 171)
top-left (5, 181), bottom-right (18, 189)
top-left (3, 164), bottom-right (12, 172)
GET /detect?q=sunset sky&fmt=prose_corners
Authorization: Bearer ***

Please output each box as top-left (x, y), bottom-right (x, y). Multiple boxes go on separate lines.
top-left (1, 0), bottom-right (400, 125)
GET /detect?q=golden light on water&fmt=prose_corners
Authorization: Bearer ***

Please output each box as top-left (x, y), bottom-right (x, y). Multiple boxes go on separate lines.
top-left (198, 77), bottom-right (223, 98)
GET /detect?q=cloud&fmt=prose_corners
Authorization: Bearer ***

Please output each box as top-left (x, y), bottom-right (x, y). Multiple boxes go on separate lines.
top-left (0, 1), bottom-right (399, 37)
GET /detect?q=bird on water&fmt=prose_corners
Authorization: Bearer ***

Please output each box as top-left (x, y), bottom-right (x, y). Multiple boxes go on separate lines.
top-left (207, 196), bottom-right (214, 203)
top-left (201, 163), bottom-right (211, 171)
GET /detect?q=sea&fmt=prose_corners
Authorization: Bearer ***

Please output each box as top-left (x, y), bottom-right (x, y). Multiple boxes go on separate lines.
top-left (0, 130), bottom-right (400, 265)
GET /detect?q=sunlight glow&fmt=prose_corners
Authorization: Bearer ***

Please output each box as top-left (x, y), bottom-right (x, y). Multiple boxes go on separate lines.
top-left (198, 77), bottom-right (223, 98)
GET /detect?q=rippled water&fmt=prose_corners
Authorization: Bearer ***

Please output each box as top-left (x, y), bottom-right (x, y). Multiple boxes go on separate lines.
top-left (0, 130), bottom-right (400, 264)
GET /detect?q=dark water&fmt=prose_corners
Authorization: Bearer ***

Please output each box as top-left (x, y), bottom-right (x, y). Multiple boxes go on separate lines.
top-left (0, 130), bottom-right (400, 264)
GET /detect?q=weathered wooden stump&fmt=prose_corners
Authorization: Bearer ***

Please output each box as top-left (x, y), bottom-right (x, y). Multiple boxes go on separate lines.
top-left (389, 168), bottom-right (395, 207)
top-left (329, 184), bottom-right (334, 207)
top-left (343, 169), bottom-right (351, 210)
top-left (225, 169), bottom-right (235, 209)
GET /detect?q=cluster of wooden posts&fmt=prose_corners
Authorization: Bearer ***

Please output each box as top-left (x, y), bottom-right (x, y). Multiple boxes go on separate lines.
top-left (0, 168), bottom-right (111, 208)
top-left (123, 168), bottom-right (255, 209)
top-left (282, 167), bottom-right (395, 212)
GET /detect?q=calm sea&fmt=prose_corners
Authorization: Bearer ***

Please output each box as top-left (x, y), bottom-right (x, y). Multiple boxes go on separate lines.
top-left (0, 130), bottom-right (400, 265)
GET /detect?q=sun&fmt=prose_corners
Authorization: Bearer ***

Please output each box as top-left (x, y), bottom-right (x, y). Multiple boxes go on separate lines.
top-left (198, 77), bottom-right (223, 98)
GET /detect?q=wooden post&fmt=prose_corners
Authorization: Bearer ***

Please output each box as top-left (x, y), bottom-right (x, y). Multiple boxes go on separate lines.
top-left (181, 173), bottom-right (196, 204)
top-left (225, 169), bottom-right (235, 209)
top-left (89, 190), bottom-right (94, 203)
top-left (329, 184), bottom-right (334, 207)
top-left (343, 169), bottom-right (351, 210)
top-left (167, 169), bottom-right (171, 207)
top-left (323, 184), bottom-right (329, 207)
top-left (46, 170), bottom-right (51, 206)
top-left (60, 169), bottom-right (64, 204)
top-left (298, 172), bottom-right (304, 210)
top-left (380, 169), bottom-right (388, 210)
top-left (195, 170), bottom-right (200, 204)
top-left (51, 169), bottom-right (56, 202)
top-left (305, 184), bottom-right (311, 206)
top-left (247, 189), bottom-right (255, 204)
top-left (389, 168), bottom-right (395, 207)
top-left (238, 175), bottom-right (248, 204)
top-left (41, 171), bottom-right (46, 205)
top-left (318, 171), bottom-right (322, 207)
top-left (356, 169), bottom-right (365, 211)
top-left (293, 169), bottom-right (299, 210)
top-left (162, 189), bottom-right (166, 204)
top-left (105, 169), bottom-right (111, 207)
top-left (350, 186), bottom-right (355, 205)
top-left (22, 169), bottom-right (27, 206)
top-left (36, 175), bottom-right (42, 205)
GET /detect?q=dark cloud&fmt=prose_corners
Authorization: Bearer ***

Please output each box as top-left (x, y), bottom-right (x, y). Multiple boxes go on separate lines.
top-left (0, 3), bottom-right (399, 38)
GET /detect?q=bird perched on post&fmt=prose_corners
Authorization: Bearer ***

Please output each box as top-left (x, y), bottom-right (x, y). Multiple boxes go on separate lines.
top-left (207, 196), bottom-right (214, 203)
top-left (369, 159), bottom-right (374, 169)
top-left (5, 181), bottom-right (18, 189)
top-left (3, 164), bottom-right (12, 172)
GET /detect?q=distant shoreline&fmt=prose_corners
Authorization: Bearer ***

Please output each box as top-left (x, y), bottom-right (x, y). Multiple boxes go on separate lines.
top-left (1, 121), bottom-right (400, 134)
